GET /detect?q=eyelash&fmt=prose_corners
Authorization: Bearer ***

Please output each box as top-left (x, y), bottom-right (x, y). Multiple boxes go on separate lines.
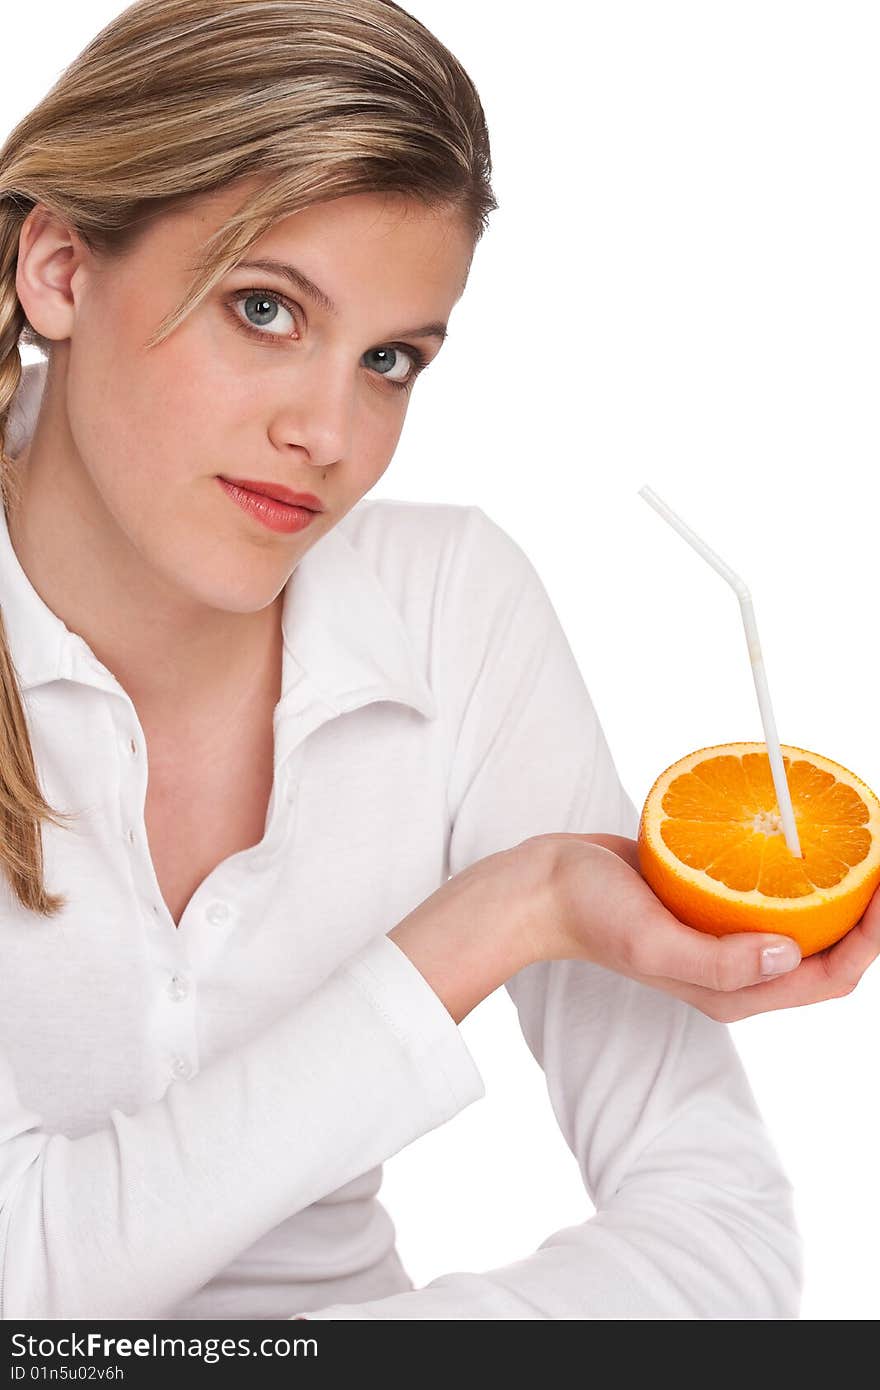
top-left (225, 288), bottom-right (429, 394)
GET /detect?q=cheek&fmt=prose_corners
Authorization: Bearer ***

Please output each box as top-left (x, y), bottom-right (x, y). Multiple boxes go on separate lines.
top-left (136, 375), bottom-right (236, 487)
top-left (360, 403), bottom-right (407, 480)
top-left (73, 327), bottom-right (240, 498)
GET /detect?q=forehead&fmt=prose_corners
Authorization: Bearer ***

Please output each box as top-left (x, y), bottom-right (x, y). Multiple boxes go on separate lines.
top-left (256, 195), bottom-right (471, 286)
top-left (156, 176), bottom-right (472, 262)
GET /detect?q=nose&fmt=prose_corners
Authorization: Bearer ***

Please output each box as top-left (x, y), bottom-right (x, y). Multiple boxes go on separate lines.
top-left (267, 347), bottom-right (355, 470)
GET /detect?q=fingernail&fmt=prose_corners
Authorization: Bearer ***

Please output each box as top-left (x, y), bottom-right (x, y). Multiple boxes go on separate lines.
top-left (761, 941), bottom-right (802, 976)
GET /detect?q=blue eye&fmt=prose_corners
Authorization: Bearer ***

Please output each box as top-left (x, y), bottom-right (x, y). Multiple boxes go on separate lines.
top-left (363, 346), bottom-right (417, 386)
top-left (237, 292), bottom-right (295, 335)
top-left (227, 288), bottom-right (428, 394)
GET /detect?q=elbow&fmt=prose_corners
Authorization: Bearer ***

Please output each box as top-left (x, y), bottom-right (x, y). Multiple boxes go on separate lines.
top-left (731, 1185), bottom-right (803, 1320)
top-left (594, 1176), bottom-right (804, 1319)
top-left (679, 1179), bottom-right (804, 1320)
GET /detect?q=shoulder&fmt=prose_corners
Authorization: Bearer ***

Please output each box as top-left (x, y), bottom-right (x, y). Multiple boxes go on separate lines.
top-left (335, 495), bottom-right (471, 548)
top-left (335, 497), bottom-right (537, 602)
top-left (334, 499), bottom-right (557, 692)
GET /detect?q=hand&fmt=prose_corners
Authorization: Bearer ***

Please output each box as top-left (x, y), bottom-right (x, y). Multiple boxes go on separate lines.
top-left (533, 832), bottom-right (880, 1022)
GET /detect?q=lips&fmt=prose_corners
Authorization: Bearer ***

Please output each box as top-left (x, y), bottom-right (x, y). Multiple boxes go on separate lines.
top-left (218, 476), bottom-right (325, 511)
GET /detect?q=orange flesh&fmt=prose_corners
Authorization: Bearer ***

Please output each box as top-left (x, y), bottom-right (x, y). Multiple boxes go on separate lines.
top-left (660, 753), bottom-right (872, 899)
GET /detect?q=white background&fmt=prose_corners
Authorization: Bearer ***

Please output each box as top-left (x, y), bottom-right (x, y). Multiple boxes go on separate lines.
top-left (5, 2), bottom-right (879, 1319)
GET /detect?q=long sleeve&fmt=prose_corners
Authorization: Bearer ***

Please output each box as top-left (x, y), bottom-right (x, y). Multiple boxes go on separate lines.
top-left (302, 506), bottom-right (803, 1320)
top-left (0, 932), bottom-right (483, 1319)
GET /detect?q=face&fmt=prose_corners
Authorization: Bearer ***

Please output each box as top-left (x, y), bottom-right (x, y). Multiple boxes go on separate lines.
top-left (16, 179), bottom-right (474, 615)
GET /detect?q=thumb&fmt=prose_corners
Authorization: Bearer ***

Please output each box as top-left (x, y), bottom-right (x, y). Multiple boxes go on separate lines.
top-left (582, 833), bottom-right (804, 989)
top-left (565, 833), bottom-right (804, 990)
top-left (614, 874), bottom-right (804, 988)
top-left (653, 928), bottom-right (803, 992)
top-left (753, 935), bottom-right (804, 981)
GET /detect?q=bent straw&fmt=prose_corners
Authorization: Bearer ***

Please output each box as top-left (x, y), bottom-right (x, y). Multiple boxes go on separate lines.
top-left (638, 485), bottom-right (802, 858)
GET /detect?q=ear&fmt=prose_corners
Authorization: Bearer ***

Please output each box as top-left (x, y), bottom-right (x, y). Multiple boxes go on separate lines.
top-left (15, 204), bottom-right (92, 345)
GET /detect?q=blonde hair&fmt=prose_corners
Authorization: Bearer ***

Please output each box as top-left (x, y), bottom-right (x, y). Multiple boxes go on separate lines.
top-left (0, 0), bottom-right (497, 917)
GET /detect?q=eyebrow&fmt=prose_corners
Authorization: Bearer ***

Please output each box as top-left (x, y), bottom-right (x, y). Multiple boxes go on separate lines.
top-left (234, 258), bottom-right (449, 343)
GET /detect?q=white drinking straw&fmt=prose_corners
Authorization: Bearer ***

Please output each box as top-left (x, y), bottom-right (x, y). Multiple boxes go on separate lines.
top-left (638, 485), bottom-right (802, 858)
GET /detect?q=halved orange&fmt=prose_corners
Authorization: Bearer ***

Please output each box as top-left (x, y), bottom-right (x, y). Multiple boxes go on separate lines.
top-left (638, 742), bottom-right (880, 956)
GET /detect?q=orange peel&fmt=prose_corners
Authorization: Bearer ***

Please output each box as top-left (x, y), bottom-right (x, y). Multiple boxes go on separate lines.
top-left (638, 742), bottom-right (880, 957)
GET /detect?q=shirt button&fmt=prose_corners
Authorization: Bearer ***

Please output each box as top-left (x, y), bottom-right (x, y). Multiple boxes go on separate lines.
top-left (167, 973), bottom-right (189, 1002)
top-left (129, 737), bottom-right (138, 757)
top-left (206, 901), bottom-right (230, 925)
top-left (170, 1056), bottom-right (193, 1081)
top-left (127, 828), bottom-right (135, 844)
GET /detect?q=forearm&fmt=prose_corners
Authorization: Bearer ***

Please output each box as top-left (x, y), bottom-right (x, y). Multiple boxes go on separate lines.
top-left (389, 848), bottom-right (543, 1024)
top-left (0, 933), bottom-right (484, 1319)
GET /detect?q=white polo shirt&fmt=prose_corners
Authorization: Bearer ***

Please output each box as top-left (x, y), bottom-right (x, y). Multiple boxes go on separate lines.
top-left (0, 358), bottom-right (800, 1320)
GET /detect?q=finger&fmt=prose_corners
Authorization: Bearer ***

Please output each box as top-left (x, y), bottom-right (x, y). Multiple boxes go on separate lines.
top-left (812, 884), bottom-right (880, 998)
top-left (634, 923), bottom-right (803, 993)
top-left (646, 959), bottom-right (841, 1019)
top-left (600, 831), bottom-right (880, 999)
top-left (611, 960), bottom-right (825, 1021)
top-left (634, 968), bottom-right (810, 1019)
top-left (665, 883), bottom-right (880, 1014)
top-left (643, 906), bottom-right (880, 1019)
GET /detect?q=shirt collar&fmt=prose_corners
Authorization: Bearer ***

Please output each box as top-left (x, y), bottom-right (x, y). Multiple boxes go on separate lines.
top-left (0, 358), bottom-right (436, 722)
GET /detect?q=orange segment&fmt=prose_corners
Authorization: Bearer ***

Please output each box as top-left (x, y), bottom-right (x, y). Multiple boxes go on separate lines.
top-left (638, 742), bottom-right (880, 956)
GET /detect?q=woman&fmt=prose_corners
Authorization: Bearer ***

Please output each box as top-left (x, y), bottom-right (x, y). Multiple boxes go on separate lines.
top-left (0, 0), bottom-right (876, 1322)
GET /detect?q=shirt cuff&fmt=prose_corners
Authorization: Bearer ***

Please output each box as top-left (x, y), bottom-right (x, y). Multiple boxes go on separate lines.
top-left (342, 932), bottom-right (484, 1115)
